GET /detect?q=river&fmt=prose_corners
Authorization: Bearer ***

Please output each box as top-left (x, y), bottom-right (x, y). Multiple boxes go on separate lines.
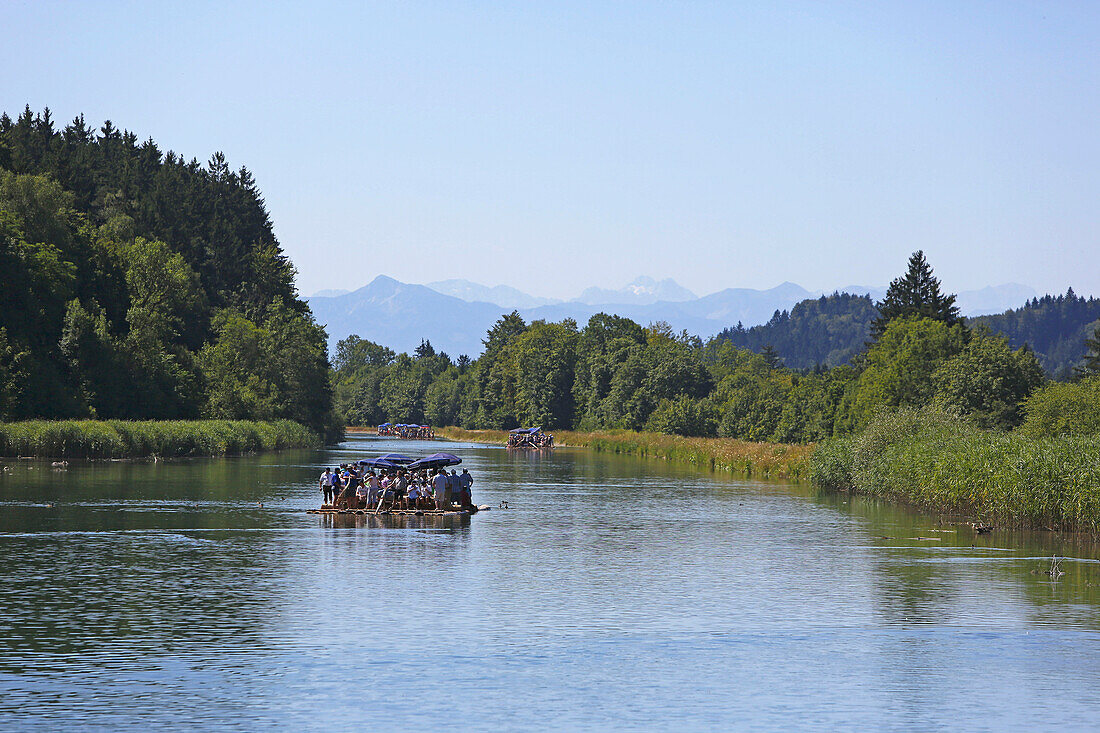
top-left (1, 435), bottom-right (1099, 731)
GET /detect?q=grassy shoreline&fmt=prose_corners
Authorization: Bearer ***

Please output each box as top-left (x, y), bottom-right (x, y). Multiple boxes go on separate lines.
top-left (0, 419), bottom-right (320, 459)
top-left (811, 408), bottom-right (1100, 533)
top-left (432, 426), bottom-right (812, 480)
top-left (351, 419), bottom-right (1100, 533)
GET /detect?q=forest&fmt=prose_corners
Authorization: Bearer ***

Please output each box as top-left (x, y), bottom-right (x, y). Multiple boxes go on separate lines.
top-left (713, 289), bottom-right (1099, 377)
top-left (972, 291), bottom-right (1100, 379)
top-left (713, 292), bottom-right (877, 369)
top-left (0, 107), bottom-right (336, 435)
top-left (4, 106), bottom-right (1096, 453)
top-left (335, 250), bottom-right (1100, 445)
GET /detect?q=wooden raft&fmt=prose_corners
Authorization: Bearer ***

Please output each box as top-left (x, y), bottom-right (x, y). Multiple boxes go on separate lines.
top-left (307, 508), bottom-right (472, 517)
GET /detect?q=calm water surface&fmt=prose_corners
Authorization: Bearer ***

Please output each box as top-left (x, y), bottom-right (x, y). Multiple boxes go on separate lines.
top-left (2, 436), bottom-right (1099, 731)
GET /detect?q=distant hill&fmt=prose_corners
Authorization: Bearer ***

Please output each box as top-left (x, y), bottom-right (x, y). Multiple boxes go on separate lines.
top-left (311, 288), bottom-right (350, 298)
top-left (713, 287), bottom-right (1098, 377)
top-left (972, 289), bottom-right (1100, 379)
top-left (309, 277), bottom-right (822, 356)
top-left (310, 275), bottom-right (1072, 369)
top-left (713, 293), bottom-right (878, 368)
top-left (956, 283), bottom-right (1038, 316)
top-left (425, 279), bottom-right (559, 309)
top-left (576, 276), bottom-right (697, 305)
top-left (308, 276), bottom-right (505, 357)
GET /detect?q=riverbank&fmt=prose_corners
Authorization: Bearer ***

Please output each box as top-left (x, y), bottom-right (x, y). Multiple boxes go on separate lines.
top-left (811, 407), bottom-right (1100, 533)
top-left (0, 419), bottom-right (321, 459)
top-left (434, 427), bottom-right (812, 480)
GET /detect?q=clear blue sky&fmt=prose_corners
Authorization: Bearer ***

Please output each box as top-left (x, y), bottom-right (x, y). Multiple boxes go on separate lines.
top-left (3, 1), bottom-right (1098, 298)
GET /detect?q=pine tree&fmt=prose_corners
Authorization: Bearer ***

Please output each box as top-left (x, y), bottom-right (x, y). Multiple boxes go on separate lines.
top-left (870, 250), bottom-right (961, 340)
top-left (761, 344), bottom-right (782, 368)
top-left (1076, 323), bottom-right (1100, 377)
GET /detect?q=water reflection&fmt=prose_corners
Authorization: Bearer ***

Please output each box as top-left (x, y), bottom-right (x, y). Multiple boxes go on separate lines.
top-left (319, 511), bottom-right (472, 531)
top-left (2, 438), bottom-right (1100, 731)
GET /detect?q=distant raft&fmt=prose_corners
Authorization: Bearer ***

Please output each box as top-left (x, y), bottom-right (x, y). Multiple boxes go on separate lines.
top-left (376, 423), bottom-right (435, 439)
top-left (507, 427), bottom-right (554, 449)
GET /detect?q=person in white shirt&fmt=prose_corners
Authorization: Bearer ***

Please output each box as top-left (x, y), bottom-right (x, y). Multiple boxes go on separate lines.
top-left (432, 469), bottom-right (450, 510)
top-left (318, 468), bottom-right (333, 506)
top-left (366, 471), bottom-right (381, 509)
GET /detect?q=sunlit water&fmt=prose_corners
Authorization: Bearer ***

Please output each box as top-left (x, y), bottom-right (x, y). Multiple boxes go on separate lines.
top-left (2, 435), bottom-right (1099, 731)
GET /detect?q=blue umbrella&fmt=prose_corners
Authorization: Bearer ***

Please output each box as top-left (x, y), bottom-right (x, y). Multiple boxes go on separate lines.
top-left (407, 452), bottom-right (462, 470)
top-left (358, 457), bottom-right (400, 469)
top-left (377, 453), bottom-right (416, 464)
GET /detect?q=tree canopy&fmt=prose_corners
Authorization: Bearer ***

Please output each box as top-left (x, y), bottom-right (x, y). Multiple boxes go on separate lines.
top-left (0, 107), bottom-right (335, 434)
top-left (870, 250), bottom-right (961, 340)
top-left (330, 251), bottom-right (1062, 444)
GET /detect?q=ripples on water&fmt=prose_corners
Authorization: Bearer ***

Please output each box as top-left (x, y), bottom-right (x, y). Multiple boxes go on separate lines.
top-left (1, 438), bottom-right (1100, 731)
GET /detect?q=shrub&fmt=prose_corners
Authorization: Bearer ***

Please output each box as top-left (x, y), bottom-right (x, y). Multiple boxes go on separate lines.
top-left (1021, 376), bottom-right (1100, 438)
top-left (644, 396), bottom-right (717, 437)
top-left (931, 329), bottom-right (1046, 430)
top-left (0, 419), bottom-right (319, 458)
top-left (810, 405), bottom-right (1100, 532)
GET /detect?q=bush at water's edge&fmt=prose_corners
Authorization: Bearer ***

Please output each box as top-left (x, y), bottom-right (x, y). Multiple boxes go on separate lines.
top-left (0, 419), bottom-right (321, 459)
top-left (809, 406), bottom-right (1100, 533)
top-left (434, 427), bottom-right (813, 480)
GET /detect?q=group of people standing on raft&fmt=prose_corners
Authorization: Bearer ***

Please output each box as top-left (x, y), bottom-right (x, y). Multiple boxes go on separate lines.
top-left (376, 424), bottom-right (434, 439)
top-left (318, 464), bottom-right (474, 512)
top-left (507, 427), bottom-right (554, 449)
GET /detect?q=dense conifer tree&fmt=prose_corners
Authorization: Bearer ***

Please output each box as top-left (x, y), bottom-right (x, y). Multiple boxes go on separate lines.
top-left (0, 107), bottom-right (335, 433)
top-left (1078, 324), bottom-right (1100, 377)
top-left (870, 251), bottom-right (961, 339)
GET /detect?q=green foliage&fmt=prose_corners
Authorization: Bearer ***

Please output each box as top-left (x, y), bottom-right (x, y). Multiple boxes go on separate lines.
top-left (972, 289), bottom-right (1100, 379)
top-left (472, 311), bottom-right (528, 428)
top-left (0, 327), bottom-right (29, 421)
top-left (197, 311), bottom-right (279, 420)
top-left (645, 395), bottom-right (717, 437)
top-left (196, 302), bottom-right (333, 432)
top-left (810, 406), bottom-right (1100, 532)
top-left (707, 347), bottom-right (792, 441)
top-left (807, 437), bottom-right (854, 490)
top-left (597, 330), bottom-right (712, 431)
top-left (0, 108), bottom-right (334, 434)
top-left (329, 247), bottom-right (1071, 455)
top-left (1021, 377), bottom-right (1100, 438)
top-left (573, 314), bottom-right (647, 427)
top-left (870, 250), bottom-right (962, 339)
top-left (506, 320), bottom-right (579, 429)
top-left (0, 419), bottom-right (318, 459)
top-left (1079, 323), bottom-right (1100, 377)
top-left (930, 328), bottom-right (1046, 429)
top-left (847, 317), bottom-right (967, 428)
top-left (771, 367), bottom-right (858, 443)
top-left (714, 292), bottom-right (877, 368)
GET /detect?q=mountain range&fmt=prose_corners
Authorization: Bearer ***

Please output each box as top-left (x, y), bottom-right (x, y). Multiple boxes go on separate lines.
top-left (307, 276), bottom-right (1041, 357)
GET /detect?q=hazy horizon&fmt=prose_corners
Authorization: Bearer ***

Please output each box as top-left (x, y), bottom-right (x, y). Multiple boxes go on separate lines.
top-left (308, 273), bottom-right (1059, 303)
top-left (4, 2), bottom-right (1098, 298)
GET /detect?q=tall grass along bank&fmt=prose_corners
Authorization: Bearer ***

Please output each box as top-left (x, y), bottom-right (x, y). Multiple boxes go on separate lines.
top-left (0, 420), bottom-right (320, 459)
top-left (811, 407), bottom-right (1100, 533)
top-left (435, 427), bottom-right (812, 480)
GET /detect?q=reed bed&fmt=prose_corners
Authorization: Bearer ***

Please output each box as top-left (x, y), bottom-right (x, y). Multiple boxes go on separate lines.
top-left (436, 427), bottom-right (812, 480)
top-left (0, 419), bottom-right (320, 459)
top-left (810, 407), bottom-right (1100, 533)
